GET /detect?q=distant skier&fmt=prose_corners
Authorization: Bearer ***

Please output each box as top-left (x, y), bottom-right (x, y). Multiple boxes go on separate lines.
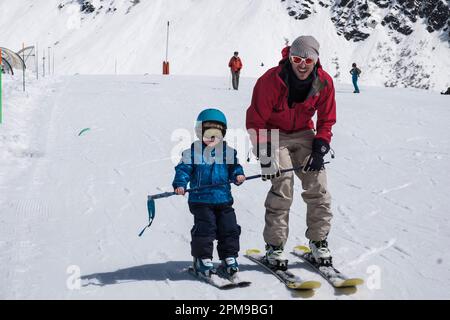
top-left (441, 87), bottom-right (450, 95)
top-left (350, 63), bottom-right (361, 93)
top-left (228, 51), bottom-right (243, 90)
top-left (246, 35), bottom-right (337, 271)
top-left (173, 109), bottom-right (246, 278)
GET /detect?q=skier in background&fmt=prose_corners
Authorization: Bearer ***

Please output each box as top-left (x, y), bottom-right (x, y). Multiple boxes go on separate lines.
top-left (173, 109), bottom-right (246, 278)
top-left (350, 63), bottom-right (361, 93)
top-left (228, 51), bottom-right (243, 90)
top-left (246, 35), bottom-right (336, 271)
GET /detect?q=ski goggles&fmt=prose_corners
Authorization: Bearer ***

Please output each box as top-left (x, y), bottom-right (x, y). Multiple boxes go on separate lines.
top-left (290, 56), bottom-right (315, 65)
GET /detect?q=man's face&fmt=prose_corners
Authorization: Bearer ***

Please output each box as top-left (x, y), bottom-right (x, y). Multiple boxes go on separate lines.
top-left (290, 56), bottom-right (315, 80)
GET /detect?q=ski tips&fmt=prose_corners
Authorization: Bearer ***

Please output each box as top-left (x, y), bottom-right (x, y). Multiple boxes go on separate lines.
top-left (293, 245), bottom-right (311, 253)
top-left (333, 278), bottom-right (364, 288)
top-left (288, 280), bottom-right (321, 290)
top-left (245, 249), bottom-right (262, 255)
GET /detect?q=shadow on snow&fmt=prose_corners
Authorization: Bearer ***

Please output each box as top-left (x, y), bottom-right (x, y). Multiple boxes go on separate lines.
top-left (80, 260), bottom-right (261, 287)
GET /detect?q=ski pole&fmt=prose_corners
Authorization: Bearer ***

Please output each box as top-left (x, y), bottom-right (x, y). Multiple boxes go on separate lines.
top-left (140, 162), bottom-right (329, 236)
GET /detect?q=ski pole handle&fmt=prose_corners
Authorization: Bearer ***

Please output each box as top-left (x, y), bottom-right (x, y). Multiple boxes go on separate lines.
top-left (242, 162), bottom-right (329, 181)
top-left (245, 166), bottom-right (301, 181)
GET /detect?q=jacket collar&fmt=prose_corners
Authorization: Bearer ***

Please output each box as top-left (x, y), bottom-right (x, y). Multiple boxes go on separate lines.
top-left (277, 59), bottom-right (327, 101)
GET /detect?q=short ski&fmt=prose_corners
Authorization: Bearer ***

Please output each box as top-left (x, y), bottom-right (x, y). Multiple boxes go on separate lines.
top-left (245, 249), bottom-right (321, 290)
top-left (216, 266), bottom-right (251, 287)
top-left (187, 267), bottom-right (237, 289)
top-left (292, 245), bottom-right (364, 288)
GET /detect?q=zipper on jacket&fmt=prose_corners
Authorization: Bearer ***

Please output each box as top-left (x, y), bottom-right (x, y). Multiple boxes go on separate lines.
top-left (291, 107), bottom-right (297, 131)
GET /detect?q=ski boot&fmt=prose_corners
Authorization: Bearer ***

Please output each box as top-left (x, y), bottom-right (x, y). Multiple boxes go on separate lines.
top-left (264, 244), bottom-right (289, 271)
top-left (193, 258), bottom-right (215, 277)
top-left (309, 239), bottom-right (333, 266)
top-left (221, 257), bottom-right (239, 276)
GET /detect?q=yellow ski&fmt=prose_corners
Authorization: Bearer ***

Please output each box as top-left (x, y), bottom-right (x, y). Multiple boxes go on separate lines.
top-left (245, 249), bottom-right (321, 291)
top-left (292, 246), bottom-right (364, 288)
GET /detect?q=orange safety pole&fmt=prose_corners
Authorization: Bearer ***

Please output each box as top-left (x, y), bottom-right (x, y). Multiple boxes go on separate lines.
top-left (163, 61), bottom-right (170, 75)
top-left (163, 21), bottom-right (170, 75)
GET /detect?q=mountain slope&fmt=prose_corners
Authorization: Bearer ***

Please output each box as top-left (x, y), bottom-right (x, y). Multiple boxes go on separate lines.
top-left (0, 0), bottom-right (449, 90)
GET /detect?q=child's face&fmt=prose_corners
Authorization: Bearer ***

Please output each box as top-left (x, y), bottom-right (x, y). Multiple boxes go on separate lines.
top-left (203, 136), bottom-right (222, 147)
top-left (203, 128), bottom-right (223, 147)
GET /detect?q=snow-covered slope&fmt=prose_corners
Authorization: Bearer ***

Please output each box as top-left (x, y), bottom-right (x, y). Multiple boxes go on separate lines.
top-left (0, 0), bottom-right (449, 90)
top-left (1, 73), bottom-right (449, 299)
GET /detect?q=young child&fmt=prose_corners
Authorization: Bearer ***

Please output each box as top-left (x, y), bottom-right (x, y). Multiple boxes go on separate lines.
top-left (172, 108), bottom-right (245, 278)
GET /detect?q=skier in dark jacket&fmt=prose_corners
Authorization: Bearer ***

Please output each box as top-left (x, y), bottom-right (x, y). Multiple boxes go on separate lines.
top-left (350, 63), bottom-right (361, 93)
top-left (173, 108), bottom-right (245, 278)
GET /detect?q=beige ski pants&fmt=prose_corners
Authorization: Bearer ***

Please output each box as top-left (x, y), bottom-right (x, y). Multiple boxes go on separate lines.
top-left (263, 129), bottom-right (332, 246)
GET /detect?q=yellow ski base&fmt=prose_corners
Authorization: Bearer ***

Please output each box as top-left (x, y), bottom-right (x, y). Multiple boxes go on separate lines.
top-left (293, 245), bottom-right (364, 288)
top-left (245, 249), bottom-right (262, 255)
top-left (245, 248), bottom-right (321, 291)
top-left (334, 278), bottom-right (364, 288)
top-left (293, 245), bottom-right (311, 254)
top-left (287, 280), bottom-right (321, 290)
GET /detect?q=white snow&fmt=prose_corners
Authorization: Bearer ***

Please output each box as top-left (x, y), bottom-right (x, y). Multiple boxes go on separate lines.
top-left (1, 72), bottom-right (449, 299)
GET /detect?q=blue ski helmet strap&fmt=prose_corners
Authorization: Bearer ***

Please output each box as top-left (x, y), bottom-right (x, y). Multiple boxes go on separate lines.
top-left (195, 108), bottom-right (227, 139)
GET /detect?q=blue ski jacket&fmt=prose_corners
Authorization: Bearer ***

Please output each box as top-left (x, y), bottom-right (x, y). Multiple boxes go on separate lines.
top-left (172, 141), bottom-right (244, 204)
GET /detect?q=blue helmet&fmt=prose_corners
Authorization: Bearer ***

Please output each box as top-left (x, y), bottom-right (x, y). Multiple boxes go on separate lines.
top-left (196, 108), bottom-right (227, 127)
top-left (195, 108), bottom-right (227, 139)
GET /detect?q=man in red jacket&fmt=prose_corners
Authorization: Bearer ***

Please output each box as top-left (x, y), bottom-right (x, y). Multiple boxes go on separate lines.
top-left (229, 51), bottom-right (243, 90)
top-left (246, 35), bottom-right (336, 270)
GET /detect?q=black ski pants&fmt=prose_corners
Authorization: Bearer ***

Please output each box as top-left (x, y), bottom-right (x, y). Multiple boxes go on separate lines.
top-left (188, 202), bottom-right (241, 260)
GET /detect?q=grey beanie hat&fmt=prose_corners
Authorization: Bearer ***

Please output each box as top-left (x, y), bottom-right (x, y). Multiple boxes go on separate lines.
top-left (289, 35), bottom-right (320, 62)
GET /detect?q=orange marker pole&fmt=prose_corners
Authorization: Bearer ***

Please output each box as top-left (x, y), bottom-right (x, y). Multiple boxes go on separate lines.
top-left (163, 21), bottom-right (170, 75)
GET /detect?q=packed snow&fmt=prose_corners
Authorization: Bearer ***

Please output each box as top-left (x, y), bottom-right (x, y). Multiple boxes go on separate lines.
top-left (1, 72), bottom-right (449, 299)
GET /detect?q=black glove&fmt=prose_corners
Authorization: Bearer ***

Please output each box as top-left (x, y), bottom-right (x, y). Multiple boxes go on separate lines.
top-left (257, 142), bottom-right (281, 181)
top-left (302, 138), bottom-right (330, 173)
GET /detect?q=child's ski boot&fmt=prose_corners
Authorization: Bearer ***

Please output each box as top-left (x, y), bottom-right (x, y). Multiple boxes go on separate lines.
top-left (193, 258), bottom-right (215, 277)
top-left (221, 257), bottom-right (239, 276)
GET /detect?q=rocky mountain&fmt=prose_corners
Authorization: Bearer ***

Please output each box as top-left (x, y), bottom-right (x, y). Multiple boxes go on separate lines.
top-left (1, 0), bottom-right (448, 90)
top-left (283, 0), bottom-right (449, 41)
top-left (282, 0), bottom-right (449, 89)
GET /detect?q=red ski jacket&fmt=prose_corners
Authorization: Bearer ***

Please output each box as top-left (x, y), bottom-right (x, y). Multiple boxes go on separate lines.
top-left (228, 57), bottom-right (243, 72)
top-left (246, 59), bottom-right (336, 145)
